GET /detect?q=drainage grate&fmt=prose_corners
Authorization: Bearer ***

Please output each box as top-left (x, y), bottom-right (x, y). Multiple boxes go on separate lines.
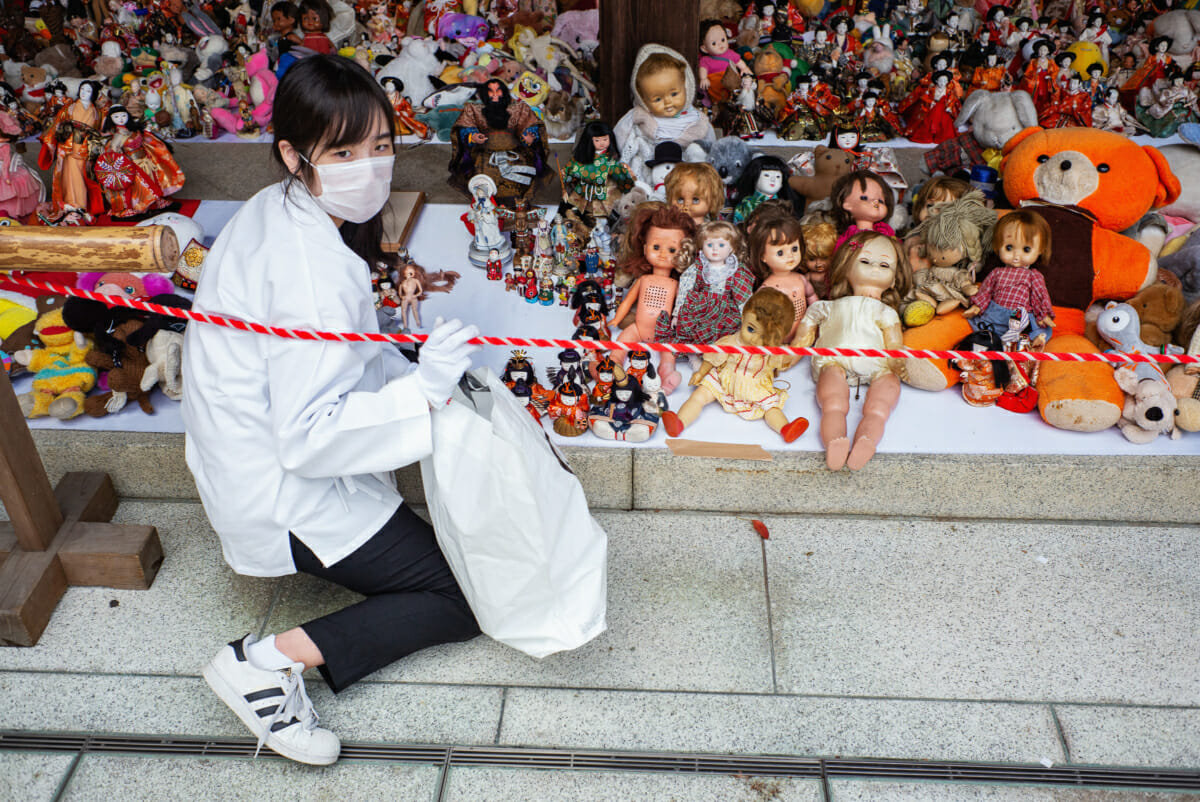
top-left (2, 732), bottom-right (1199, 790)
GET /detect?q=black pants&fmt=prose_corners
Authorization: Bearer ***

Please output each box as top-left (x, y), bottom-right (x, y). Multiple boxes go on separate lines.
top-left (289, 504), bottom-right (481, 693)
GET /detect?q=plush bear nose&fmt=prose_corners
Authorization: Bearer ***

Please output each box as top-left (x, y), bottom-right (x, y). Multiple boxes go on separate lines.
top-left (718, 166), bottom-right (729, 178)
top-left (1060, 160), bottom-right (1072, 171)
top-left (1147, 407), bottom-right (1164, 422)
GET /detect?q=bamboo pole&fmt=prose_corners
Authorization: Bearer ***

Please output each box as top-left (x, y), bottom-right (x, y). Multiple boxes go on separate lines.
top-left (0, 225), bottom-right (179, 273)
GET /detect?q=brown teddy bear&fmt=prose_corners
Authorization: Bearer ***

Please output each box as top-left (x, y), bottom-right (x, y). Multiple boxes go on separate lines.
top-left (84, 319), bottom-right (155, 417)
top-left (18, 65), bottom-right (48, 113)
top-left (787, 146), bottom-right (855, 209)
top-left (903, 126), bottom-right (1181, 432)
top-left (1085, 281), bottom-right (1185, 351)
top-left (752, 48), bottom-right (791, 118)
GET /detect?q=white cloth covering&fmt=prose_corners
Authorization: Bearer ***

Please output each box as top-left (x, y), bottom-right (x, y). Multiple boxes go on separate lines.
top-left (181, 181), bottom-right (432, 577)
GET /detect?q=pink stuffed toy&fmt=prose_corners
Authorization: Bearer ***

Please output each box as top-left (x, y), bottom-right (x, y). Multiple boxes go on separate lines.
top-left (210, 50), bottom-right (277, 135)
top-left (78, 271), bottom-right (176, 299)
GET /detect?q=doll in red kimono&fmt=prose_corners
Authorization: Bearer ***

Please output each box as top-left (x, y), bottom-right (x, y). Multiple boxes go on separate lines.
top-left (1019, 38), bottom-right (1059, 114)
top-left (901, 70), bottom-right (961, 144)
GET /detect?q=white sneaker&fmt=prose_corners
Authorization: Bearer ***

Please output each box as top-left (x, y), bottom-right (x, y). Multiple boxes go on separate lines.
top-left (202, 634), bottom-right (341, 765)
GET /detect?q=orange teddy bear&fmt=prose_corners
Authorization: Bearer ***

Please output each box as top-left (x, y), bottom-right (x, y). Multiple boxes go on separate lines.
top-left (903, 126), bottom-right (1181, 432)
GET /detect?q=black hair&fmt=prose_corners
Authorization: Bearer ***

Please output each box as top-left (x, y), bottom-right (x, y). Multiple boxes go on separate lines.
top-left (931, 69), bottom-right (953, 84)
top-left (272, 54), bottom-right (396, 268)
top-left (1054, 52), bottom-right (1073, 67)
top-left (735, 155), bottom-right (802, 217)
top-left (297, 0), bottom-right (331, 31)
top-left (271, 0), bottom-right (297, 17)
top-left (501, 352), bottom-right (536, 384)
top-left (476, 78), bottom-right (512, 131)
top-left (573, 324), bottom-right (601, 340)
top-left (380, 76), bottom-right (404, 93)
top-left (101, 104), bottom-right (144, 134)
top-left (985, 5), bottom-right (1009, 21)
top-left (557, 381), bottom-right (585, 399)
top-left (699, 18), bottom-right (726, 44)
top-left (1029, 37), bottom-right (1053, 56)
top-left (572, 120), bottom-right (619, 163)
top-left (954, 329), bottom-right (1010, 388)
top-left (1150, 35), bottom-right (1174, 52)
top-left (610, 373), bottom-right (648, 407)
top-left (77, 80), bottom-right (104, 104)
top-left (570, 278), bottom-right (608, 316)
top-left (1086, 62), bottom-right (1103, 75)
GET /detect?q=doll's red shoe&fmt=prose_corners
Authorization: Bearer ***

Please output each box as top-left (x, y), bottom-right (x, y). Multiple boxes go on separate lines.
top-left (781, 417), bottom-right (809, 443)
top-left (661, 410), bottom-right (685, 437)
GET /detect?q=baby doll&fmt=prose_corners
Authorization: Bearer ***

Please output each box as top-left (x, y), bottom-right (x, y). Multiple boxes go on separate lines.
top-left (964, 209), bottom-right (1054, 347)
top-left (831, 170), bottom-right (896, 250)
top-left (562, 120), bottom-right (636, 219)
top-left (297, 0), bottom-right (334, 54)
top-left (613, 44), bottom-right (717, 187)
top-left (731, 155), bottom-right (802, 224)
top-left (609, 202), bottom-right (698, 394)
top-left (699, 18), bottom-right (752, 105)
top-left (656, 220), bottom-right (756, 348)
top-left (801, 221), bottom-right (836, 300)
top-left (794, 230), bottom-right (913, 471)
top-left (665, 161), bottom-right (724, 226)
top-left (749, 215), bottom-right (819, 341)
top-left (661, 287), bottom-right (809, 443)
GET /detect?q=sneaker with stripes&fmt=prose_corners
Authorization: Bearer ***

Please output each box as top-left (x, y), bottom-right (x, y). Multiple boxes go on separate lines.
top-left (202, 634), bottom-right (340, 765)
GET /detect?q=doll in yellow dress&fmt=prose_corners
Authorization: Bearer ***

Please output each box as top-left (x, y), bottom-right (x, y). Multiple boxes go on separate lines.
top-left (662, 287), bottom-right (810, 443)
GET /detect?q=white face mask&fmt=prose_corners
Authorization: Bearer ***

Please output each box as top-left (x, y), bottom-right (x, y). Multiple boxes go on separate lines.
top-left (300, 153), bottom-right (395, 224)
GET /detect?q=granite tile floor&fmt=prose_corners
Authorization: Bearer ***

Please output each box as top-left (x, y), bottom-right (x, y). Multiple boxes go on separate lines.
top-left (1, 500), bottom-right (1197, 801)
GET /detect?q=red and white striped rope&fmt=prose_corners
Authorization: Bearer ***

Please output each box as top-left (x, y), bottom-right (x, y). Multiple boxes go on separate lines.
top-left (4, 274), bottom-right (1198, 366)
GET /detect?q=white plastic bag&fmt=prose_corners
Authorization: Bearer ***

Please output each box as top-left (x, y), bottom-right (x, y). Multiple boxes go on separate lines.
top-left (420, 368), bottom-right (608, 658)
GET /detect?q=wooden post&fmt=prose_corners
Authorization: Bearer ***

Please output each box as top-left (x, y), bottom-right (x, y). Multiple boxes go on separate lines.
top-left (0, 226), bottom-right (172, 646)
top-left (598, 0), bottom-right (702, 126)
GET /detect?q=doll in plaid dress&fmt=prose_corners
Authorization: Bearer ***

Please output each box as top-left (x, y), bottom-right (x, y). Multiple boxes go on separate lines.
top-left (655, 221), bottom-right (755, 349)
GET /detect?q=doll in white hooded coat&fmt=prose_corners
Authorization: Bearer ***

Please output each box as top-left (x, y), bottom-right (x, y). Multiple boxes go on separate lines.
top-left (613, 44), bottom-right (716, 187)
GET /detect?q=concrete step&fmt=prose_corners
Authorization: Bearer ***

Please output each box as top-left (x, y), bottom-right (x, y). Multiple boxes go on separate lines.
top-left (26, 429), bottom-right (1200, 524)
top-left (2, 502), bottom-right (1197, 794)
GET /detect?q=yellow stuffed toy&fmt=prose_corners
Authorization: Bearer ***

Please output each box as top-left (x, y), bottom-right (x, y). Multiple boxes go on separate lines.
top-left (14, 307), bottom-right (96, 419)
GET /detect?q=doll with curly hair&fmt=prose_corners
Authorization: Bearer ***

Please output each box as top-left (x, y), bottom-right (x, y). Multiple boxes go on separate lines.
top-left (662, 287), bottom-right (809, 442)
top-left (795, 230), bottom-right (913, 471)
top-left (610, 202), bottom-right (697, 393)
top-left (656, 220), bottom-right (756, 348)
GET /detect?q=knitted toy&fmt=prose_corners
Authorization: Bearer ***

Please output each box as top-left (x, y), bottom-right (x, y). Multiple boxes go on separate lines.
top-left (84, 318), bottom-right (154, 417)
top-left (904, 126), bottom-right (1181, 433)
top-left (13, 306), bottom-right (96, 419)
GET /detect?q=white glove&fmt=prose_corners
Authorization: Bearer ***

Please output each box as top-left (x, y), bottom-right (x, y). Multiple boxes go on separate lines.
top-left (413, 317), bottom-right (480, 407)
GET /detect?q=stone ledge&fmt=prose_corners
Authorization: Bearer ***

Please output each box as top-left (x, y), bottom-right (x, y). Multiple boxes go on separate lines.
top-left (22, 429), bottom-right (1196, 524)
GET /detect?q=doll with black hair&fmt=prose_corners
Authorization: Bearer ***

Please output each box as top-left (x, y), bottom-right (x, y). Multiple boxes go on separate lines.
top-left (297, 0), bottom-right (334, 53)
top-left (779, 73), bottom-right (839, 142)
top-left (830, 169), bottom-right (896, 249)
top-left (847, 92), bottom-right (905, 143)
top-left (951, 329), bottom-right (1009, 407)
top-left (561, 120), bottom-right (635, 219)
top-left (1019, 38), bottom-right (1058, 114)
top-left (1137, 65), bottom-right (1199, 138)
top-left (900, 68), bottom-right (961, 144)
top-left (589, 367), bottom-right (659, 442)
top-left (449, 77), bottom-right (549, 207)
top-left (380, 77), bottom-right (429, 139)
top-left (732, 155), bottom-right (802, 223)
top-left (547, 381), bottom-right (590, 437)
top-left (93, 103), bottom-right (185, 219)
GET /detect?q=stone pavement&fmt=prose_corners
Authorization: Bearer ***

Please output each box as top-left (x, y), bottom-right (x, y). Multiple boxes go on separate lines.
top-left (2, 495), bottom-right (1198, 801)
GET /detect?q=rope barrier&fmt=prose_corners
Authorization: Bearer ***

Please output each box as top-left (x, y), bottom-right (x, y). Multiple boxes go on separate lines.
top-left (4, 274), bottom-right (1198, 367)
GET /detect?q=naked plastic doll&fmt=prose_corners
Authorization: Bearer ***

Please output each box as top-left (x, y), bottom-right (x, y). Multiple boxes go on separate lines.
top-left (661, 287), bottom-right (809, 443)
top-left (398, 264), bottom-right (423, 330)
top-left (749, 215), bottom-right (818, 341)
top-left (794, 231), bottom-right (913, 471)
top-left (609, 202), bottom-right (697, 394)
top-left (613, 44), bottom-right (717, 187)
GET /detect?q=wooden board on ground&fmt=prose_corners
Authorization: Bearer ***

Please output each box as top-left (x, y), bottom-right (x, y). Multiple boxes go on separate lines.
top-left (382, 191), bottom-right (426, 252)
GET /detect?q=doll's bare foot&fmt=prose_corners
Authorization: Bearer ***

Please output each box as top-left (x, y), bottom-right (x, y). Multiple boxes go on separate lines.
top-left (661, 410), bottom-right (684, 437)
top-left (825, 437), bottom-right (850, 471)
top-left (660, 367), bottom-right (682, 395)
top-left (846, 436), bottom-right (877, 471)
top-left (781, 417), bottom-right (809, 443)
